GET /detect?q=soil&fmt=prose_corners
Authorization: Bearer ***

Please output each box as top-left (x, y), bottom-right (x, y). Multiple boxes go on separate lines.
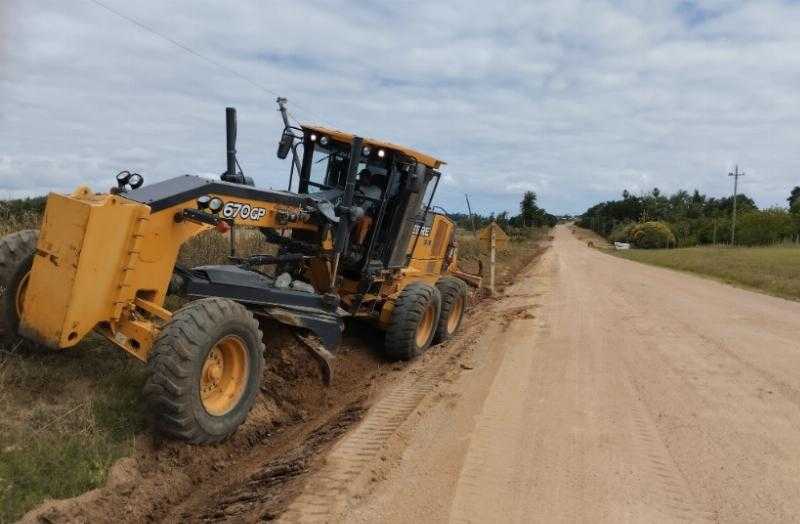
top-left (20, 323), bottom-right (391, 523)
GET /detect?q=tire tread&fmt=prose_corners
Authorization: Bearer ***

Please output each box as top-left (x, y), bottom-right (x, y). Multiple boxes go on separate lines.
top-left (384, 282), bottom-right (441, 361)
top-left (143, 297), bottom-right (265, 444)
top-left (433, 276), bottom-right (468, 343)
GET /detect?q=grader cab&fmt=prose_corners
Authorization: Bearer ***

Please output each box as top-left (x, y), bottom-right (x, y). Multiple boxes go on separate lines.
top-left (0, 102), bottom-right (475, 443)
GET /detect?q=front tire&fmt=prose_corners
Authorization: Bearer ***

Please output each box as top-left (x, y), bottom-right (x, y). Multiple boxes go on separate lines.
top-left (0, 230), bottom-right (39, 344)
top-left (434, 276), bottom-right (468, 343)
top-left (143, 297), bottom-right (265, 444)
top-left (384, 282), bottom-right (441, 361)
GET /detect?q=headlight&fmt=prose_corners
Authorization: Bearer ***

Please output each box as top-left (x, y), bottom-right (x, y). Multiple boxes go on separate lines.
top-left (377, 149), bottom-right (385, 158)
top-left (197, 195), bottom-right (211, 209)
top-left (128, 173), bottom-right (144, 189)
top-left (319, 136), bottom-right (329, 146)
top-left (309, 133), bottom-right (317, 142)
top-left (362, 145), bottom-right (371, 156)
top-left (208, 197), bottom-right (224, 214)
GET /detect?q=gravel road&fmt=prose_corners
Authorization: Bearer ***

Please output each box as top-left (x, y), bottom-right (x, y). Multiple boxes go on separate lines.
top-left (295, 224), bottom-right (800, 523)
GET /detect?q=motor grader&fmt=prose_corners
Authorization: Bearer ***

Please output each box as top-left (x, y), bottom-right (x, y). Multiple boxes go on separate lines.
top-left (0, 101), bottom-right (477, 443)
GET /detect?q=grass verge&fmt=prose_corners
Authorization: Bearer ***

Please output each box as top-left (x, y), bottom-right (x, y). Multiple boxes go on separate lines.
top-left (617, 245), bottom-right (800, 300)
top-left (0, 340), bottom-right (147, 523)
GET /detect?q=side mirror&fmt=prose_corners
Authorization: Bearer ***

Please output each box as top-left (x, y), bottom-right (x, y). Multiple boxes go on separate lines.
top-left (277, 130), bottom-right (293, 159)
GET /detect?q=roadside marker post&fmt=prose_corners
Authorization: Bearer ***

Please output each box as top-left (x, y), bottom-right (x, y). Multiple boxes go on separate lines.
top-left (478, 221), bottom-right (508, 296)
top-left (490, 226), bottom-right (496, 295)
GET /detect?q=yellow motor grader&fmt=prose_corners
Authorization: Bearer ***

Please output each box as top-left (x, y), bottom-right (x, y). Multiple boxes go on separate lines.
top-left (0, 101), bottom-right (476, 443)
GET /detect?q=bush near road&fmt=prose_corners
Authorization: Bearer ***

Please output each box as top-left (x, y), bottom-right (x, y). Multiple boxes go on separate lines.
top-left (611, 221), bottom-right (676, 249)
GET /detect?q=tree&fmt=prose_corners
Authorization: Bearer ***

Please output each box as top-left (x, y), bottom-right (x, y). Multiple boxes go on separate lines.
top-left (788, 186), bottom-right (800, 209)
top-left (520, 191), bottom-right (539, 227)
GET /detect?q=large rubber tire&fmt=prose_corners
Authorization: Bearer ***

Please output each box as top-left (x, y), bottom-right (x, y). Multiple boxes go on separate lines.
top-left (0, 230), bottom-right (39, 344)
top-left (384, 282), bottom-right (441, 361)
top-left (143, 297), bottom-right (265, 444)
top-left (433, 276), bottom-right (468, 344)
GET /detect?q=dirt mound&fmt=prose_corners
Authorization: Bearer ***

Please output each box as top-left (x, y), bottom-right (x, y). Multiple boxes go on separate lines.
top-left (21, 322), bottom-right (389, 523)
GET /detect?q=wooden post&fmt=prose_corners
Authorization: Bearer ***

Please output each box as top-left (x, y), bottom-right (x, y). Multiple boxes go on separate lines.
top-left (489, 223), bottom-right (496, 295)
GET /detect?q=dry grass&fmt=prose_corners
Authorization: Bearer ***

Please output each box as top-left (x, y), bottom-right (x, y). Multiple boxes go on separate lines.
top-left (178, 227), bottom-right (275, 268)
top-left (0, 212), bottom-right (40, 237)
top-left (457, 226), bottom-right (549, 293)
top-left (617, 245), bottom-right (800, 301)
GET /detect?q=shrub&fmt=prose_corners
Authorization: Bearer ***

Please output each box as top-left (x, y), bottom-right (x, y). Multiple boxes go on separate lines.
top-left (608, 222), bottom-right (636, 243)
top-left (630, 221), bottom-right (676, 249)
top-left (735, 208), bottom-right (796, 246)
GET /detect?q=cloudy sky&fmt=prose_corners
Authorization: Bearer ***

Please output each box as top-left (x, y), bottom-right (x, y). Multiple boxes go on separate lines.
top-left (1, 0), bottom-right (799, 215)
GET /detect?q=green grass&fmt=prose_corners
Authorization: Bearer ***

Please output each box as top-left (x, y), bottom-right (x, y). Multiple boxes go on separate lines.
top-left (0, 341), bottom-right (147, 523)
top-left (617, 245), bottom-right (800, 300)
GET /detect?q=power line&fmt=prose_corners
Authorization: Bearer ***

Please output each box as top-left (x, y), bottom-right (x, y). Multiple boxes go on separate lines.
top-left (86, 0), bottom-right (323, 123)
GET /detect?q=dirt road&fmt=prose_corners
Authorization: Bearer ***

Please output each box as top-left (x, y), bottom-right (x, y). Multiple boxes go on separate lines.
top-left (289, 224), bottom-right (800, 523)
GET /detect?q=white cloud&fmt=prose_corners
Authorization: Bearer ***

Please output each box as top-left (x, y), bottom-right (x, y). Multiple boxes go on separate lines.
top-left (1, 0), bottom-right (799, 214)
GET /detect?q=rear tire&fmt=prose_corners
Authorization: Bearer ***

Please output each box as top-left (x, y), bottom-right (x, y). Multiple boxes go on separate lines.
top-left (433, 276), bottom-right (468, 343)
top-left (143, 297), bottom-right (265, 444)
top-left (384, 282), bottom-right (441, 361)
top-left (0, 230), bottom-right (39, 345)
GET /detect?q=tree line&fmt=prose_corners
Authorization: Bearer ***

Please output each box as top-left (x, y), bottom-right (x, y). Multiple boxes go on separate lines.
top-left (1, 191), bottom-right (559, 233)
top-left (450, 191), bottom-right (558, 231)
top-left (578, 187), bottom-right (800, 247)
top-left (0, 196), bottom-right (46, 221)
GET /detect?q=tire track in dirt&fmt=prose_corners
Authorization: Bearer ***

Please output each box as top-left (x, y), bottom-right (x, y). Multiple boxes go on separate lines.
top-left (278, 253), bottom-right (553, 523)
top-left (621, 366), bottom-right (712, 522)
top-left (280, 324), bottom-right (485, 522)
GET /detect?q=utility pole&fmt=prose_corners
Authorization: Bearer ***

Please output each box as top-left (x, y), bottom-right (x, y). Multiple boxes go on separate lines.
top-left (464, 194), bottom-right (478, 239)
top-left (728, 165), bottom-right (745, 246)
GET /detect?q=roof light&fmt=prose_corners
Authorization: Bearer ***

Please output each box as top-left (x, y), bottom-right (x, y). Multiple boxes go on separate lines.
top-left (128, 173), bottom-right (144, 189)
top-left (377, 149), bottom-right (385, 158)
top-left (309, 133), bottom-right (317, 142)
top-left (319, 136), bottom-right (329, 146)
top-left (116, 171), bottom-right (131, 185)
top-left (362, 145), bottom-right (371, 156)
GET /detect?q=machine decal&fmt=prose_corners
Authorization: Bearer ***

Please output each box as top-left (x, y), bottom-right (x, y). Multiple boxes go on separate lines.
top-left (222, 201), bottom-right (268, 221)
top-left (412, 224), bottom-right (432, 237)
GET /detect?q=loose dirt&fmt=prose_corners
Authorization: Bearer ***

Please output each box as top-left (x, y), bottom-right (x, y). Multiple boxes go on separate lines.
top-left (20, 320), bottom-right (392, 523)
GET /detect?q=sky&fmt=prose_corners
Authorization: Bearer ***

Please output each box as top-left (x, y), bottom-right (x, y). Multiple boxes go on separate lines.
top-left (1, 0), bottom-right (799, 215)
